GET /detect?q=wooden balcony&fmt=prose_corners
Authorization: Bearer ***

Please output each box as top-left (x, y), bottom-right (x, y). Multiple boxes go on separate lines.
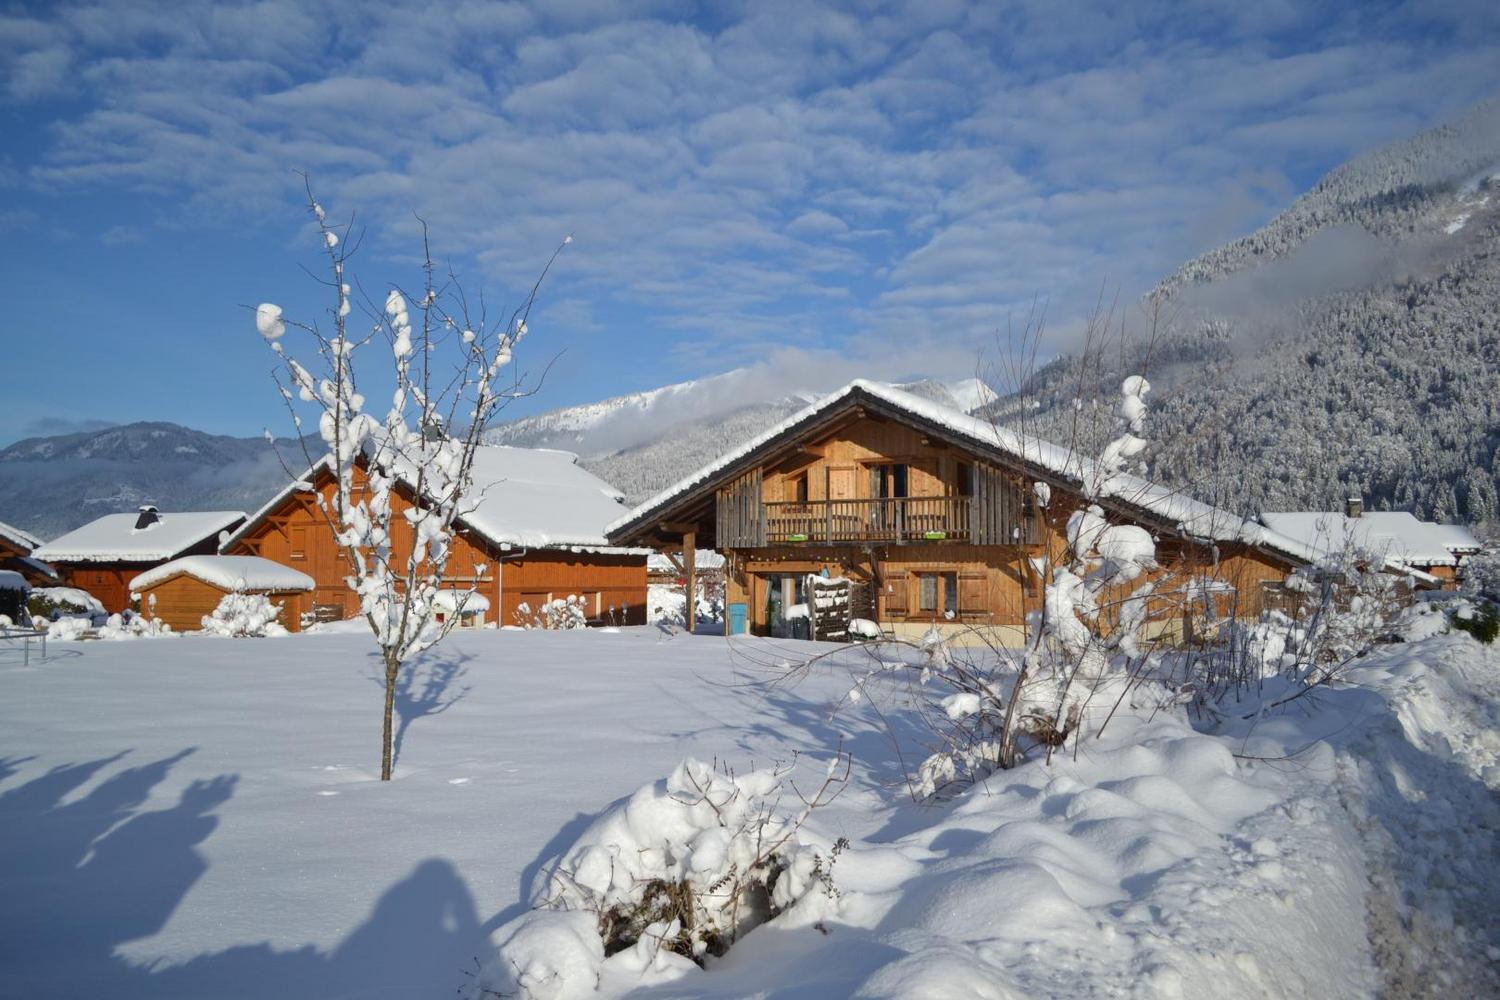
top-left (764, 496), bottom-right (973, 545)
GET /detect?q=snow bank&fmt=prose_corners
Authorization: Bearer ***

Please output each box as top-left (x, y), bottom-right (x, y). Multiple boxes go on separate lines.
top-left (0, 571), bottom-right (27, 592)
top-left (132, 555), bottom-right (315, 594)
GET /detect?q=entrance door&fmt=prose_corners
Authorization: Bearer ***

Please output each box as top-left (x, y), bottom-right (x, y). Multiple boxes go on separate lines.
top-left (763, 574), bottom-right (810, 639)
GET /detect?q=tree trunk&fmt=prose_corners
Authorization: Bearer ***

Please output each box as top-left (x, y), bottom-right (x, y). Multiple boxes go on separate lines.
top-left (381, 652), bottom-right (399, 781)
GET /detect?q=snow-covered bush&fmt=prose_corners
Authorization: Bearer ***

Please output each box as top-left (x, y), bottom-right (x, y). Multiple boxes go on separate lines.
top-left (27, 587), bottom-right (105, 624)
top-left (37, 615), bottom-right (92, 641)
top-left (201, 592), bottom-right (288, 637)
top-left (98, 611), bottom-right (171, 640)
top-left (516, 595), bottom-right (588, 630)
top-left (484, 755), bottom-right (849, 997)
top-left (1450, 600), bottom-right (1499, 643)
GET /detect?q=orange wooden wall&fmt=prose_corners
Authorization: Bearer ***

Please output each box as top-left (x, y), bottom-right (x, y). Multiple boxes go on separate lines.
top-left (137, 575), bottom-right (307, 633)
top-left (227, 467), bottom-right (646, 626)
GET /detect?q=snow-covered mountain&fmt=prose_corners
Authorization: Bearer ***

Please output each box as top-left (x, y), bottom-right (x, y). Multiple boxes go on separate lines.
top-left (0, 423), bottom-right (306, 540)
top-left (1001, 98), bottom-right (1500, 529)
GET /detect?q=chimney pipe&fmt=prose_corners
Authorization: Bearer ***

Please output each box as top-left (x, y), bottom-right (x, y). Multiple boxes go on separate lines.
top-left (135, 505), bottom-right (161, 530)
top-left (1345, 496), bottom-right (1363, 519)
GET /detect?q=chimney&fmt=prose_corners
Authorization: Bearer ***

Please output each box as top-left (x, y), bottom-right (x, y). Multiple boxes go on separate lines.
top-left (134, 505), bottom-right (161, 530)
top-left (1345, 496), bottom-right (1363, 519)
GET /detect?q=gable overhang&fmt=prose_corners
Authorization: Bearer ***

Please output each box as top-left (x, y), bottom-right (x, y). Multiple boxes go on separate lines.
top-left (606, 383), bottom-right (1311, 569)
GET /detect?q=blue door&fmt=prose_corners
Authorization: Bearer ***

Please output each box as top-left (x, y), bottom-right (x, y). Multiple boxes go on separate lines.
top-left (728, 602), bottom-right (748, 635)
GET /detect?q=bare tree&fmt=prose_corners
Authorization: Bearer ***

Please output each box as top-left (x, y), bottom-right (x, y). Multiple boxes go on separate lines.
top-left (256, 181), bottom-right (566, 780)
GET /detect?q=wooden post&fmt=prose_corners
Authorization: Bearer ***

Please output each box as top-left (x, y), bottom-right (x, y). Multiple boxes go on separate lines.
top-left (683, 530), bottom-right (696, 633)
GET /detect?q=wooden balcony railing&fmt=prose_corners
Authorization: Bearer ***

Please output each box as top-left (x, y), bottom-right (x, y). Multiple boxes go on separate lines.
top-left (764, 496), bottom-right (973, 544)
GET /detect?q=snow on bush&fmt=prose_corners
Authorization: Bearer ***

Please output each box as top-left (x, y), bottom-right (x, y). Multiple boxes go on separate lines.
top-left (98, 612), bottom-right (171, 640)
top-left (201, 592), bottom-right (288, 637)
top-left (516, 595), bottom-right (588, 630)
top-left (484, 755), bottom-right (849, 997)
top-left (27, 586), bottom-right (105, 623)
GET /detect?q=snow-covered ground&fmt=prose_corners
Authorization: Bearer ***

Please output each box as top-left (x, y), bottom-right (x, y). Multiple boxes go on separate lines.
top-left (0, 624), bottom-right (1496, 998)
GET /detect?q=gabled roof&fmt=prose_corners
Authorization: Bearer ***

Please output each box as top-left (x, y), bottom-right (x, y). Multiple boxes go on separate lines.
top-left (1259, 511), bottom-right (1481, 568)
top-left (33, 511), bottom-right (246, 564)
top-left (132, 555), bottom-right (315, 594)
top-left (606, 379), bottom-right (1317, 564)
top-left (221, 445), bottom-right (638, 554)
top-left (0, 519), bottom-right (42, 552)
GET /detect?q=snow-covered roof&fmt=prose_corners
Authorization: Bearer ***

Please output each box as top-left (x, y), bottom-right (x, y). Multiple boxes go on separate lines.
top-left (433, 589), bottom-right (490, 613)
top-left (221, 445), bottom-right (639, 554)
top-left (647, 550), bottom-right (726, 572)
top-left (608, 379), bottom-right (1319, 564)
top-left (460, 446), bottom-right (633, 549)
top-left (1259, 512), bottom-right (1478, 568)
top-left (132, 555), bottom-right (316, 594)
top-left (1428, 523), bottom-right (1484, 554)
top-left (0, 570), bottom-right (28, 592)
top-left (0, 519), bottom-right (42, 552)
top-left (33, 511), bottom-right (247, 564)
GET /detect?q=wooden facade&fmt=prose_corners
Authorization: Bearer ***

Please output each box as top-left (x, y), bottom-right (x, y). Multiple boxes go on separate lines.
top-left (609, 384), bottom-right (1306, 646)
top-left (53, 537), bottom-right (225, 615)
top-left (224, 466), bottom-right (647, 627)
top-left (136, 573), bottom-right (310, 633)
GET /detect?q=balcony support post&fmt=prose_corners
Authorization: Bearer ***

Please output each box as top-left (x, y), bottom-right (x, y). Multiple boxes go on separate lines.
top-left (683, 530), bottom-right (696, 633)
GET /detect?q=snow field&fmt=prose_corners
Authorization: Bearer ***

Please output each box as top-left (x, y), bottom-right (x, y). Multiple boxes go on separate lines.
top-left (0, 624), bottom-right (1495, 998)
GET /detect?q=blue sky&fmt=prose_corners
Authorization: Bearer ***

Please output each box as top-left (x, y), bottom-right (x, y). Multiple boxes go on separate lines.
top-left (1, 0), bottom-right (1497, 445)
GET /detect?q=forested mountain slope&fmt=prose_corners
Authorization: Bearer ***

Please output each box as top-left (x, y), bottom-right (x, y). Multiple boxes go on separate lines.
top-left (1002, 99), bottom-right (1500, 527)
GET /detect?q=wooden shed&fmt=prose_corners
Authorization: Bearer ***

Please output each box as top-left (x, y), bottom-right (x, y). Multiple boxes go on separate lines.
top-left (132, 555), bottom-right (315, 633)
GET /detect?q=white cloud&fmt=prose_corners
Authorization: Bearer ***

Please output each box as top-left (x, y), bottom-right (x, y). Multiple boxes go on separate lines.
top-left (5, 0), bottom-right (1498, 388)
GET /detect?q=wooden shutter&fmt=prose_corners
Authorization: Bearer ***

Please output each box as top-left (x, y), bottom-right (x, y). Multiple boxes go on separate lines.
top-left (883, 571), bottom-right (908, 616)
top-left (958, 570), bottom-right (989, 615)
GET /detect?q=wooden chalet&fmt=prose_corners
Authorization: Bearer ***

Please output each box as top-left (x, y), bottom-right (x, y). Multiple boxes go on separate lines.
top-left (0, 518), bottom-right (59, 587)
top-left (220, 446), bottom-right (647, 627)
top-left (607, 380), bottom-right (1321, 645)
top-left (132, 555), bottom-right (316, 632)
top-left (31, 507), bottom-right (247, 613)
top-left (1260, 500), bottom-right (1482, 590)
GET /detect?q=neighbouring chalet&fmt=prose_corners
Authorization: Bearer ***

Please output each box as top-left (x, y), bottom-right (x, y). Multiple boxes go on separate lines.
top-left (607, 380), bottom-right (1325, 644)
top-left (0, 518), bottom-right (60, 587)
top-left (1260, 499), bottom-right (1483, 589)
top-left (133, 555), bottom-right (317, 633)
top-left (31, 507), bottom-right (247, 613)
top-left (221, 446), bottom-right (648, 627)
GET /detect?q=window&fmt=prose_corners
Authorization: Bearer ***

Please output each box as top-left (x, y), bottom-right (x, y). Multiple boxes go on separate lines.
top-left (290, 526), bottom-right (308, 561)
top-left (919, 573), bottom-right (938, 612)
top-left (918, 571), bottom-right (960, 617)
top-left (957, 462), bottom-right (974, 496)
top-left (874, 463), bottom-right (910, 499)
top-left (792, 473), bottom-right (809, 504)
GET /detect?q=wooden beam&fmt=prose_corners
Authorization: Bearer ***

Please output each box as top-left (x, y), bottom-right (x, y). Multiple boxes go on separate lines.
top-left (683, 530), bottom-right (696, 635)
top-left (657, 521), bottom-right (699, 535)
